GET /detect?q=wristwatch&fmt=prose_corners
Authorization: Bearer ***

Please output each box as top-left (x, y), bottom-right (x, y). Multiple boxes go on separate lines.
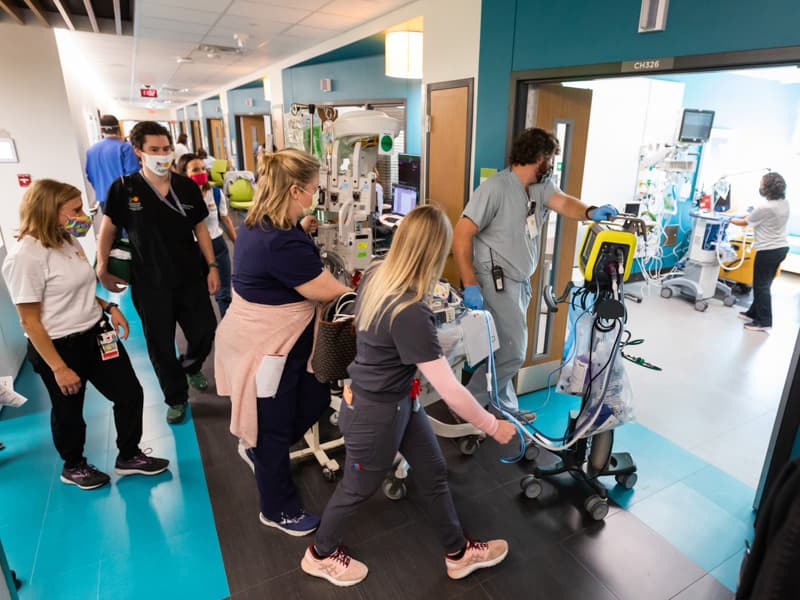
top-left (208, 262), bottom-right (219, 269)
top-left (104, 302), bottom-right (119, 315)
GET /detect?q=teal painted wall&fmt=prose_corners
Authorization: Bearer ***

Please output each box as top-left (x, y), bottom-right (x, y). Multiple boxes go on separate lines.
top-left (281, 54), bottom-right (422, 154)
top-left (475, 0), bottom-right (800, 185)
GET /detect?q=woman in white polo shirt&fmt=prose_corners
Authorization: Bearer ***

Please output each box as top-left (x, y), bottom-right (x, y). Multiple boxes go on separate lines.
top-left (2, 179), bottom-right (169, 490)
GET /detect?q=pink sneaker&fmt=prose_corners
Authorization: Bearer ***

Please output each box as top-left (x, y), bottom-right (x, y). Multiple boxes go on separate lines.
top-left (445, 538), bottom-right (509, 580)
top-left (300, 545), bottom-right (368, 587)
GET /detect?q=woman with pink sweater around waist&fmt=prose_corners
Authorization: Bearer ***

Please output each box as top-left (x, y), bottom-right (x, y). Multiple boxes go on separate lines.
top-left (301, 205), bottom-right (516, 587)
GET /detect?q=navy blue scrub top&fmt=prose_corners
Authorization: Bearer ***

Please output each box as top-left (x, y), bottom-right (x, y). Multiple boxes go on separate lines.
top-left (232, 219), bottom-right (324, 305)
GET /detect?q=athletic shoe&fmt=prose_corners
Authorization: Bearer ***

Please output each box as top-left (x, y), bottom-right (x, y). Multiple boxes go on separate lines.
top-left (445, 538), bottom-right (509, 580)
top-left (238, 439), bottom-right (255, 473)
top-left (259, 510), bottom-right (320, 537)
top-left (301, 545), bottom-right (368, 587)
top-left (60, 460), bottom-right (110, 490)
top-left (187, 371), bottom-right (209, 391)
top-left (115, 450), bottom-right (170, 476)
top-left (166, 402), bottom-right (188, 424)
top-left (738, 312), bottom-right (754, 321)
top-left (744, 322), bottom-right (770, 332)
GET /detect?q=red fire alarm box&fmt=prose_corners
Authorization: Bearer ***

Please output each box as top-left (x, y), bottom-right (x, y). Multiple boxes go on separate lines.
top-left (17, 174), bottom-right (31, 187)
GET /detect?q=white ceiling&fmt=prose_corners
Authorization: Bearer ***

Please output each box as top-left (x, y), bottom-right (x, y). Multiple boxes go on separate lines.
top-left (63, 0), bottom-right (413, 110)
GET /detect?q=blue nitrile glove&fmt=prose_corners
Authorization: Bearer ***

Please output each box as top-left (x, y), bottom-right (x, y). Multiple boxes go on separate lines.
top-left (589, 204), bottom-right (619, 222)
top-left (463, 285), bottom-right (484, 310)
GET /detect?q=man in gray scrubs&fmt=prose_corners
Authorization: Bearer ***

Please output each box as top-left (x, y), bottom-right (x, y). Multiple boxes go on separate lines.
top-left (453, 128), bottom-right (618, 414)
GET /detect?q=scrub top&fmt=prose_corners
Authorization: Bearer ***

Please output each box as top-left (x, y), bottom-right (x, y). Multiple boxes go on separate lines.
top-left (85, 137), bottom-right (140, 207)
top-left (462, 168), bottom-right (559, 282)
top-left (104, 171), bottom-right (208, 288)
top-left (232, 220), bottom-right (323, 305)
top-left (348, 289), bottom-right (442, 404)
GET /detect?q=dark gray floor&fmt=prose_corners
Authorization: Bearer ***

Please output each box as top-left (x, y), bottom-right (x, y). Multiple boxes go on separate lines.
top-left (189, 389), bottom-right (735, 600)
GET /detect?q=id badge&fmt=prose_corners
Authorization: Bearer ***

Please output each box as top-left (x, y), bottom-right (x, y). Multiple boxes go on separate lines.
top-left (97, 330), bottom-right (119, 361)
top-left (526, 214), bottom-right (539, 239)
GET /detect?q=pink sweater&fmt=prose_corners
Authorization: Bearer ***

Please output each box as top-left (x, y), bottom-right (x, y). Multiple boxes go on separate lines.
top-left (215, 291), bottom-right (316, 448)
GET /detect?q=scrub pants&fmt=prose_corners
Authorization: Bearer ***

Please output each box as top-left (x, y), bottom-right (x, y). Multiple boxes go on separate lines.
top-left (27, 322), bottom-right (144, 468)
top-left (211, 235), bottom-right (232, 319)
top-left (131, 277), bottom-right (216, 407)
top-left (744, 246), bottom-right (788, 327)
top-left (466, 271), bottom-right (532, 412)
top-left (252, 321), bottom-right (331, 519)
top-left (314, 393), bottom-right (466, 556)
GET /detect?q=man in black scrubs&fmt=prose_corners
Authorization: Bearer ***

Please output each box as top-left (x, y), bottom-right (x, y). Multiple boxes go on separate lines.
top-left (96, 121), bottom-right (219, 424)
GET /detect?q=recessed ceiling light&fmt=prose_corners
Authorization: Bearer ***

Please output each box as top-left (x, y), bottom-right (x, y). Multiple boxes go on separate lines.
top-left (176, 56), bottom-right (193, 63)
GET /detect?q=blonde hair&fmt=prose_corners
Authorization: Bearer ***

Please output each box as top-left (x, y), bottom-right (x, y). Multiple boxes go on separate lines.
top-left (17, 179), bottom-right (81, 248)
top-left (245, 148), bottom-right (319, 230)
top-left (356, 205), bottom-right (452, 332)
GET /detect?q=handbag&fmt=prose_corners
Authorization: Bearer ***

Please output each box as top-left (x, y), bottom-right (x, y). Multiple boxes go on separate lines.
top-left (311, 292), bottom-right (358, 384)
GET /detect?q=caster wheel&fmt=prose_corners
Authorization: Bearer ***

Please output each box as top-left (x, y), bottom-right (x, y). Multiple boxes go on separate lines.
top-left (520, 475), bottom-right (543, 499)
top-left (615, 472), bottom-right (638, 490)
top-left (584, 496), bottom-right (609, 521)
top-left (694, 300), bottom-right (708, 312)
top-left (329, 411), bottom-right (339, 426)
top-left (723, 296), bottom-right (735, 307)
top-left (524, 444), bottom-right (540, 462)
top-left (660, 286), bottom-right (673, 299)
top-left (322, 467), bottom-right (338, 482)
top-left (458, 436), bottom-right (480, 456)
top-left (383, 478), bottom-right (407, 501)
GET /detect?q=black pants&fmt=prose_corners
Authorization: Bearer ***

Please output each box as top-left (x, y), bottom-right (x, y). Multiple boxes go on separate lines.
top-left (315, 393), bottom-right (466, 556)
top-left (131, 278), bottom-right (216, 406)
top-left (252, 320), bottom-right (331, 519)
top-left (27, 322), bottom-right (143, 468)
top-left (745, 246), bottom-right (788, 327)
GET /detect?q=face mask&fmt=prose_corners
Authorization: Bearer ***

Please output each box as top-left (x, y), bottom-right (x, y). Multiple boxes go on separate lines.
top-left (190, 172), bottom-right (209, 187)
top-left (142, 152), bottom-right (174, 176)
top-left (297, 187), bottom-right (320, 215)
top-left (63, 214), bottom-right (92, 238)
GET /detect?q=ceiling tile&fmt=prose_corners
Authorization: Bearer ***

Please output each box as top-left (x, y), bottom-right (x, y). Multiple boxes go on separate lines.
top-left (137, 17), bottom-right (211, 35)
top-left (137, 28), bottom-right (203, 43)
top-left (282, 23), bottom-right (337, 41)
top-left (300, 11), bottom-right (362, 30)
top-left (236, 0), bottom-right (330, 11)
top-left (138, 4), bottom-right (221, 25)
top-left (226, 0), bottom-right (311, 23)
top-left (213, 14), bottom-right (290, 34)
top-left (138, 0), bottom-right (227, 12)
top-left (322, 0), bottom-right (387, 19)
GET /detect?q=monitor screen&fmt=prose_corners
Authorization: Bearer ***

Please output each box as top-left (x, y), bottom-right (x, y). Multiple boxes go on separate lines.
top-left (392, 184), bottom-right (418, 216)
top-left (398, 154), bottom-right (421, 189)
top-left (678, 109), bottom-right (715, 143)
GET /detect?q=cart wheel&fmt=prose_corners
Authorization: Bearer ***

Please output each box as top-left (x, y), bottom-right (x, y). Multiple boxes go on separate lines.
top-left (660, 286), bottom-right (673, 299)
top-left (322, 467), bottom-right (338, 482)
top-left (585, 495), bottom-right (609, 521)
top-left (458, 436), bottom-right (480, 456)
top-left (329, 411), bottom-right (339, 426)
top-left (383, 478), bottom-right (407, 501)
top-left (615, 472), bottom-right (638, 490)
top-left (520, 475), bottom-right (543, 499)
top-left (524, 444), bottom-right (540, 462)
top-left (694, 300), bottom-right (708, 312)
top-left (723, 295), bottom-right (736, 307)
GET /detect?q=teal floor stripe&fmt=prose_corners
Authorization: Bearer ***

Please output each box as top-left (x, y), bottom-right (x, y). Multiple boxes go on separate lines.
top-left (519, 388), bottom-right (754, 593)
top-left (0, 288), bottom-right (229, 600)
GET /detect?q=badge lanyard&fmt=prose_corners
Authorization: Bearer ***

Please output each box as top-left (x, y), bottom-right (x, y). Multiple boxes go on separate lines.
top-left (140, 171), bottom-right (186, 217)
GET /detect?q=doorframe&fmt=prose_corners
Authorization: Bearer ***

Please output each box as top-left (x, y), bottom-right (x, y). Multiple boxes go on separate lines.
top-left (425, 78), bottom-right (474, 205)
top-left (504, 44), bottom-right (800, 511)
top-left (234, 113), bottom-right (270, 171)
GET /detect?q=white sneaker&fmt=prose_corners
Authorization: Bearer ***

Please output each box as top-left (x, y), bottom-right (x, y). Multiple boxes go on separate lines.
top-left (238, 439), bottom-right (254, 473)
top-left (301, 545), bottom-right (368, 587)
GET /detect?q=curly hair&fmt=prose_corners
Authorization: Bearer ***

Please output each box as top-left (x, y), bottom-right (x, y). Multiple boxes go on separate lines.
top-left (129, 121), bottom-right (172, 150)
top-left (760, 172), bottom-right (786, 200)
top-left (509, 128), bottom-right (559, 166)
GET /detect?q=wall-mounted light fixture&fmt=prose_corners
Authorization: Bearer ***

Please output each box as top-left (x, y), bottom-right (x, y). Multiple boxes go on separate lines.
top-left (639, 0), bottom-right (669, 32)
top-left (385, 31), bottom-right (423, 79)
top-left (263, 77), bottom-right (271, 102)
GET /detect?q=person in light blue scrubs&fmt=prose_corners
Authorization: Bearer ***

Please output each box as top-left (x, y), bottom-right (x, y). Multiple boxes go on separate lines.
top-left (453, 128), bottom-right (618, 415)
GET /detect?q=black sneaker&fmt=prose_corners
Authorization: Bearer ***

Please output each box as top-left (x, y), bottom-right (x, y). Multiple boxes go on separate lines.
top-left (60, 460), bottom-right (110, 490)
top-left (115, 450), bottom-right (170, 476)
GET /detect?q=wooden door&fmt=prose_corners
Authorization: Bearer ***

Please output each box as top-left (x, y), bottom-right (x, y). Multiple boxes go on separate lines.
top-left (516, 84), bottom-right (593, 394)
top-left (179, 121), bottom-right (186, 137)
top-left (190, 120), bottom-right (202, 153)
top-left (426, 79), bottom-right (474, 284)
top-left (208, 118), bottom-right (227, 160)
top-left (241, 115), bottom-right (267, 172)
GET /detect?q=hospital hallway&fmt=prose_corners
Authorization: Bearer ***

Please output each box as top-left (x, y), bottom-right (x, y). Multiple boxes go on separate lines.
top-left (0, 284), bottom-right (771, 600)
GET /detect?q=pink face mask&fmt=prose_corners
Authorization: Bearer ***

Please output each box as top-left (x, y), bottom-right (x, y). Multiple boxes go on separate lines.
top-left (190, 172), bottom-right (209, 187)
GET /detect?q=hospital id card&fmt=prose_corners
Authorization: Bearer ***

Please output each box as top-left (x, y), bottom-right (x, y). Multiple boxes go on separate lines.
top-left (97, 330), bottom-right (119, 361)
top-left (526, 214), bottom-right (539, 239)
